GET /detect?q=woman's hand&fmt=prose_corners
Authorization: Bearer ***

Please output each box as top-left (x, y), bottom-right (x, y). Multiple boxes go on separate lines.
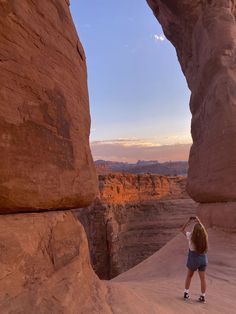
top-left (188, 216), bottom-right (196, 223)
top-left (181, 217), bottom-right (193, 234)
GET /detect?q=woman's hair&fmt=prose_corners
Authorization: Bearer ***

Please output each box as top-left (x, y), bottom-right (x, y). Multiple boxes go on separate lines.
top-left (191, 223), bottom-right (208, 254)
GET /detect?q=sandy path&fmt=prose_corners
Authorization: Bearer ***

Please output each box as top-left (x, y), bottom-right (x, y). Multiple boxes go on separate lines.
top-left (106, 229), bottom-right (236, 314)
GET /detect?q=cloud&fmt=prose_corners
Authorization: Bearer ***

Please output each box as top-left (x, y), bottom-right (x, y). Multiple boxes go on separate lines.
top-left (154, 34), bottom-right (165, 42)
top-left (91, 135), bottom-right (192, 146)
top-left (91, 138), bottom-right (161, 148)
top-left (90, 138), bottom-right (192, 162)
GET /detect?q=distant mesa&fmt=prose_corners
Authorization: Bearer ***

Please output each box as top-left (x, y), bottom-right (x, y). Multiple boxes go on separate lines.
top-left (95, 159), bottom-right (188, 176)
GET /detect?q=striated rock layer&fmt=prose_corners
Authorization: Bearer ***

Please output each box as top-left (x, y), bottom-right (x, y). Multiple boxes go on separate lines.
top-left (76, 174), bottom-right (197, 279)
top-left (98, 173), bottom-right (188, 204)
top-left (147, 0), bottom-right (236, 205)
top-left (0, 0), bottom-right (98, 213)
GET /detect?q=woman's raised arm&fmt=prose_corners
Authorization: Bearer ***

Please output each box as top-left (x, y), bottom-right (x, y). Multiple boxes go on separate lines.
top-left (180, 217), bottom-right (195, 235)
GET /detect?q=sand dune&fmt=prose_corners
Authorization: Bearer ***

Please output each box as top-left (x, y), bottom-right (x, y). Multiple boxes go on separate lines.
top-left (106, 228), bottom-right (236, 313)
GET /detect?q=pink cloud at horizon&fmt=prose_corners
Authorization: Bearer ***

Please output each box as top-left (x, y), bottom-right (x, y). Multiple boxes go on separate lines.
top-left (90, 139), bottom-right (192, 163)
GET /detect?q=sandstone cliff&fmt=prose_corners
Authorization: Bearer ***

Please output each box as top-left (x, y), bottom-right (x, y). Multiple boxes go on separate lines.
top-left (147, 0), bottom-right (236, 205)
top-left (99, 173), bottom-right (188, 204)
top-left (0, 0), bottom-right (98, 213)
top-left (147, 0), bottom-right (236, 232)
top-left (76, 174), bottom-right (197, 279)
top-left (0, 1), bottom-right (102, 312)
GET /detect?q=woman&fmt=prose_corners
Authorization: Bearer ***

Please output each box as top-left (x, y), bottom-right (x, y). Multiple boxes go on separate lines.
top-left (181, 216), bottom-right (208, 303)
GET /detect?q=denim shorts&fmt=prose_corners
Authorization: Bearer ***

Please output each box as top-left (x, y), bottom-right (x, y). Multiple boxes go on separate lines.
top-left (187, 250), bottom-right (208, 272)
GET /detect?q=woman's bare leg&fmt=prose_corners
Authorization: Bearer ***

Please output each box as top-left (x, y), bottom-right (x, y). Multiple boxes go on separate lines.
top-left (185, 269), bottom-right (194, 289)
top-left (198, 271), bottom-right (206, 294)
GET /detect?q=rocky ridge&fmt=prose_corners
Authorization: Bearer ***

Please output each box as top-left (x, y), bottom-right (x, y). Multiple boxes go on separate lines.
top-left (95, 160), bottom-right (188, 176)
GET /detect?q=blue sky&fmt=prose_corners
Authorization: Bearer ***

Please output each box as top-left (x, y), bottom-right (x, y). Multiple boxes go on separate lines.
top-left (70, 1), bottom-right (192, 161)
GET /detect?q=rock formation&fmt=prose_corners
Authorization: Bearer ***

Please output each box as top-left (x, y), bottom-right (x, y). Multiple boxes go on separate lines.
top-left (147, 0), bottom-right (236, 206)
top-left (1, 0), bottom-right (236, 313)
top-left (0, 0), bottom-right (98, 213)
top-left (3, 210), bottom-right (234, 313)
top-left (0, 1), bottom-right (103, 312)
top-left (76, 174), bottom-right (197, 279)
top-left (0, 211), bottom-right (112, 313)
top-left (147, 0), bottom-right (236, 233)
top-left (95, 160), bottom-right (188, 176)
top-left (99, 173), bottom-right (188, 204)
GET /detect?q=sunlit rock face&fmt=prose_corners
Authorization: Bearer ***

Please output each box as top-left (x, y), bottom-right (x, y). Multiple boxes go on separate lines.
top-left (0, 0), bottom-right (98, 213)
top-left (98, 173), bottom-right (189, 205)
top-left (147, 0), bottom-right (236, 204)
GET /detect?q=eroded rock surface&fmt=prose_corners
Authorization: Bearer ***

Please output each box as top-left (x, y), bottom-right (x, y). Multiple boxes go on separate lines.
top-left (76, 174), bottom-right (197, 279)
top-left (0, 0), bottom-right (98, 213)
top-left (98, 173), bottom-right (188, 204)
top-left (0, 211), bottom-right (112, 314)
top-left (147, 0), bottom-right (236, 204)
top-left (197, 202), bottom-right (236, 231)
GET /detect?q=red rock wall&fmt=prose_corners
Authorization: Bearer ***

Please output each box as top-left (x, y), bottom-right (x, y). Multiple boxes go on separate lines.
top-left (99, 173), bottom-right (188, 205)
top-left (147, 1), bottom-right (236, 204)
top-left (0, 0), bottom-right (98, 213)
